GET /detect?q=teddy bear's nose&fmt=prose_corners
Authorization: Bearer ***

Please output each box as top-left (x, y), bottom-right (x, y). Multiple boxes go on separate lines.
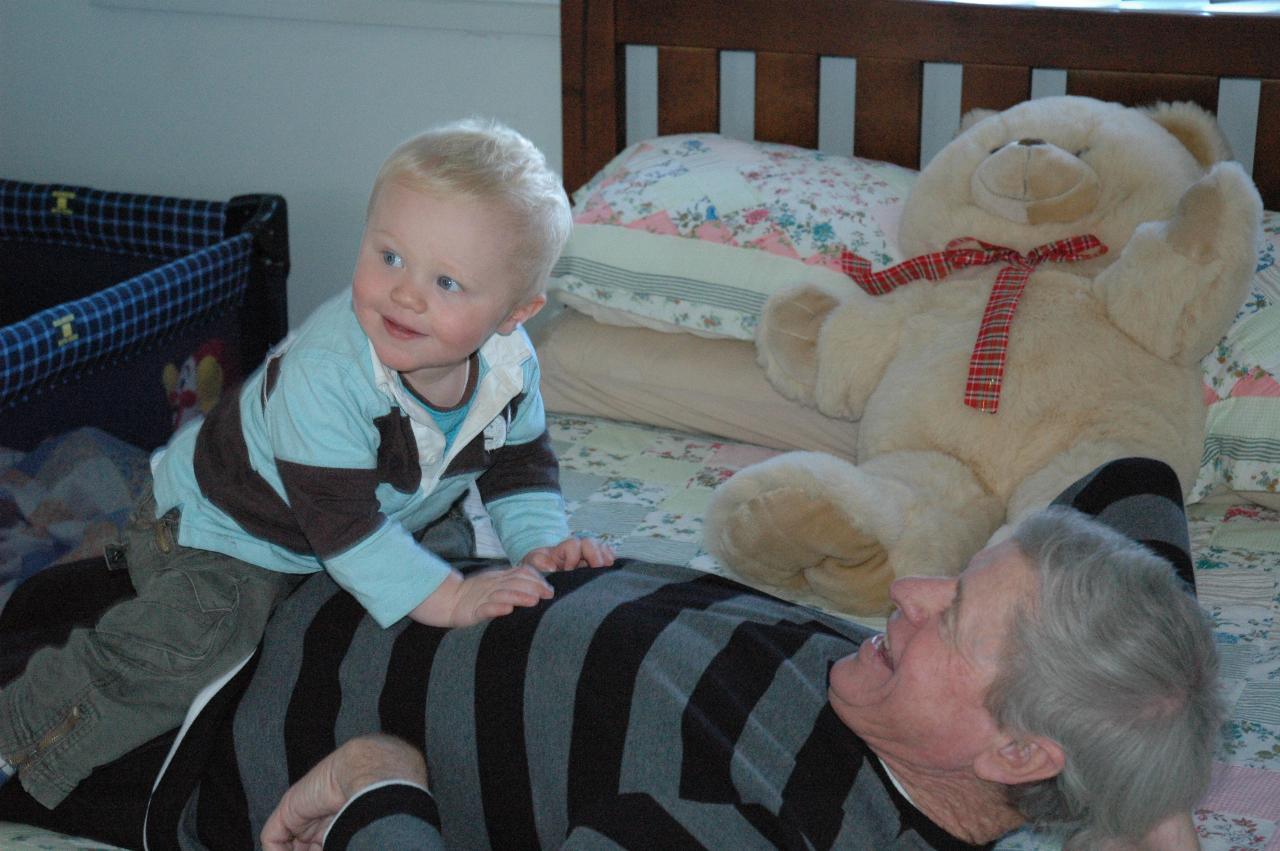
top-left (1017, 138), bottom-right (1046, 147)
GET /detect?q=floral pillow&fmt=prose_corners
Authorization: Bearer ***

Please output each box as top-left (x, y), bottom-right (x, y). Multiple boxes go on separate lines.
top-left (550, 133), bottom-right (915, 340)
top-left (1193, 208), bottom-right (1280, 506)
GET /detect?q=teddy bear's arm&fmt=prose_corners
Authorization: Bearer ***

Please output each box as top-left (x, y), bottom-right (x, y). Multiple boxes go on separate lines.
top-left (756, 282), bottom-right (930, 420)
top-left (1093, 161), bottom-right (1262, 366)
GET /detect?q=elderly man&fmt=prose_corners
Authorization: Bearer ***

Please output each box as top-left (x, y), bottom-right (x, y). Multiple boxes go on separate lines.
top-left (0, 458), bottom-right (1218, 850)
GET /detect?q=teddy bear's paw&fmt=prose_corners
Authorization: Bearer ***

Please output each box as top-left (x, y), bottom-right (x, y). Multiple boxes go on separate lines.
top-left (804, 554), bottom-right (893, 616)
top-left (709, 484), bottom-right (888, 595)
top-left (756, 285), bottom-right (840, 404)
top-left (1166, 161), bottom-right (1257, 262)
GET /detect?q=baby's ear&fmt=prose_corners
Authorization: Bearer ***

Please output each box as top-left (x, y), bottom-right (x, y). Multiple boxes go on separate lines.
top-left (498, 293), bottom-right (547, 334)
top-left (959, 108), bottom-right (998, 135)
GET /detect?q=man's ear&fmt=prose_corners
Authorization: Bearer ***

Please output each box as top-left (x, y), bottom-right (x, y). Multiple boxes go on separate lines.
top-left (973, 734), bottom-right (1065, 785)
top-left (498, 292), bottom-right (547, 335)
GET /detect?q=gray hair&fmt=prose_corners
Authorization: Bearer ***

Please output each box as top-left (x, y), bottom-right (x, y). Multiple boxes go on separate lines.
top-left (370, 117), bottom-right (572, 296)
top-left (988, 505), bottom-right (1222, 846)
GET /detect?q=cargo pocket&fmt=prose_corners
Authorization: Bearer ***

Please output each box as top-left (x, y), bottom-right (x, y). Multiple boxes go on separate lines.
top-left (95, 563), bottom-right (244, 680)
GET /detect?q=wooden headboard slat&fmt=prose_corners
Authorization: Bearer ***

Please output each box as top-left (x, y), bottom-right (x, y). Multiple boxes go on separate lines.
top-left (614, 0), bottom-right (1280, 78)
top-left (754, 52), bottom-right (820, 150)
top-left (658, 47), bottom-right (721, 137)
top-left (559, 0), bottom-right (588, 190)
top-left (1066, 70), bottom-right (1219, 114)
top-left (561, 0), bottom-right (625, 192)
top-left (564, 0), bottom-right (1280, 207)
top-left (854, 57), bottom-right (923, 168)
top-left (960, 64), bottom-right (1033, 118)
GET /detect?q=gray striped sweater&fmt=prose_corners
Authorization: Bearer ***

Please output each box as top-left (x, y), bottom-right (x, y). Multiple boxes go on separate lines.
top-left (142, 457), bottom-right (1190, 850)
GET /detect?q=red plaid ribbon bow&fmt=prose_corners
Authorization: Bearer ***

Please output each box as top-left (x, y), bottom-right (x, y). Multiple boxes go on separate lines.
top-left (838, 234), bottom-right (1108, 413)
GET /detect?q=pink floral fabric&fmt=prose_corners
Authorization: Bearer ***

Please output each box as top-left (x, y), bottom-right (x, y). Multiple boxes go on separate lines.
top-left (1194, 208), bottom-right (1280, 502)
top-left (572, 135), bottom-right (910, 270)
top-left (552, 134), bottom-right (914, 339)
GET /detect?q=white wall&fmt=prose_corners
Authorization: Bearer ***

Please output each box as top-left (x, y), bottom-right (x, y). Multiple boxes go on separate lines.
top-left (1, 2), bottom-right (1261, 327)
top-left (0, 0), bottom-right (564, 325)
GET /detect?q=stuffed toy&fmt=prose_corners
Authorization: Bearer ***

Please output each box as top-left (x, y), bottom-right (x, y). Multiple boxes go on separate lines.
top-left (704, 95), bottom-right (1263, 615)
top-left (163, 338), bottom-right (230, 431)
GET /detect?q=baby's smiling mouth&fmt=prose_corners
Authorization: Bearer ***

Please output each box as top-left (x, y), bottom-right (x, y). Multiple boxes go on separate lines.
top-left (383, 316), bottom-right (423, 339)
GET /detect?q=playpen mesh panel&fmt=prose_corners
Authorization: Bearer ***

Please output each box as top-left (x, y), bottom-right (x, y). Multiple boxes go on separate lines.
top-left (0, 179), bottom-right (254, 408)
top-left (0, 179), bottom-right (227, 259)
top-left (0, 235), bottom-right (253, 408)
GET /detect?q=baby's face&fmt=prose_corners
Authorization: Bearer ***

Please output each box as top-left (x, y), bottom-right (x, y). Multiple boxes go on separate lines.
top-left (352, 181), bottom-right (544, 397)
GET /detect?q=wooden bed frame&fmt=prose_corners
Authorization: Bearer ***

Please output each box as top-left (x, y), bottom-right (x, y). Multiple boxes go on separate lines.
top-left (561, 0), bottom-right (1280, 209)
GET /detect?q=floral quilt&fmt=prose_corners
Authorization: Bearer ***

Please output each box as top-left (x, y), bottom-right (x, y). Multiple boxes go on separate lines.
top-left (2, 416), bottom-right (1278, 850)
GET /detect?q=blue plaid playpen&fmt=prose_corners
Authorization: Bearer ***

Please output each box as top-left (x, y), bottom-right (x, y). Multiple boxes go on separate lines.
top-left (0, 179), bottom-right (289, 450)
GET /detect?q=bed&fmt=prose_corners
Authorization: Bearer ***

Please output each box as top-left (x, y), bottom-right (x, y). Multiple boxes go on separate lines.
top-left (546, 1), bottom-right (1280, 847)
top-left (3, 0), bottom-right (1280, 847)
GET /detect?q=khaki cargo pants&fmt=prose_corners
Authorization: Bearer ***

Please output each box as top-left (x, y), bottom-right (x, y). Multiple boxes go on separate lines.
top-left (0, 488), bottom-right (301, 809)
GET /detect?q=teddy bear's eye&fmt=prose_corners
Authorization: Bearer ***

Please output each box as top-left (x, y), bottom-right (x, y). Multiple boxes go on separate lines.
top-left (1075, 146), bottom-right (1090, 158)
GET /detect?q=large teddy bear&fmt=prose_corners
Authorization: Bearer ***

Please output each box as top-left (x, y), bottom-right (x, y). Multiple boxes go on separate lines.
top-left (704, 95), bottom-right (1262, 616)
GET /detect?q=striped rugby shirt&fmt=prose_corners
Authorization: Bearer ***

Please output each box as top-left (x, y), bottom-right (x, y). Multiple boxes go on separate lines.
top-left (143, 457), bottom-right (1192, 849)
top-left (151, 292), bottom-right (568, 626)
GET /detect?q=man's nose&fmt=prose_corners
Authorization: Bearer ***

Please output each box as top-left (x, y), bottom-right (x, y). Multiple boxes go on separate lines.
top-left (888, 576), bottom-right (955, 622)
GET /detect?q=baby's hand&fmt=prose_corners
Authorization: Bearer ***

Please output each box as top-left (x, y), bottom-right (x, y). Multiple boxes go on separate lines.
top-left (408, 566), bottom-right (552, 628)
top-left (522, 536), bottom-right (615, 572)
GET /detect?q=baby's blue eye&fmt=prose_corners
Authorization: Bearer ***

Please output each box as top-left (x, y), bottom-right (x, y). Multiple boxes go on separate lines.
top-left (381, 250), bottom-right (403, 269)
top-left (436, 275), bottom-right (460, 292)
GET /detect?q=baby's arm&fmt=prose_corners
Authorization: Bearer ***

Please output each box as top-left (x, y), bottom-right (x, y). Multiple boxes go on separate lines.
top-left (521, 536), bottom-right (615, 572)
top-left (407, 565), bottom-right (553, 628)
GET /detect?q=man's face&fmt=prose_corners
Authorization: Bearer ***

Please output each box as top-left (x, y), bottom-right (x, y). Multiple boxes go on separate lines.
top-left (827, 540), bottom-right (1036, 771)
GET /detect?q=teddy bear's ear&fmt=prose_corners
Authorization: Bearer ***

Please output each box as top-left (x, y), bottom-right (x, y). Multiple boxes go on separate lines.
top-left (958, 108), bottom-right (998, 135)
top-left (1142, 100), bottom-right (1234, 168)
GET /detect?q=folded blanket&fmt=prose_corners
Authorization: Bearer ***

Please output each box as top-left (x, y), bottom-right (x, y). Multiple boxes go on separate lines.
top-left (0, 428), bottom-right (149, 616)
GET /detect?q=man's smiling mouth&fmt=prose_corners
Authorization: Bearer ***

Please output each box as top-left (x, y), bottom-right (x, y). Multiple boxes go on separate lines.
top-left (872, 633), bottom-right (894, 671)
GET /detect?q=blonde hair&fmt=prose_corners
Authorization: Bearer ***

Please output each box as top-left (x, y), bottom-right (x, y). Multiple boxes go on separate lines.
top-left (369, 117), bottom-right (572, 295)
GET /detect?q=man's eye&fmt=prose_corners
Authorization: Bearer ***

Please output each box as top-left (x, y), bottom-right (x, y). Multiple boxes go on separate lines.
top-left (381, 251), bottom-right (404, 269)
top-left (436, 275), bottom-right (460, 292)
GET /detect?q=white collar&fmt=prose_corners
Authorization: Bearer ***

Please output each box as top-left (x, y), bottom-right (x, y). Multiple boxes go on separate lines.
top-left (877, 756), bottom-right (918, 809)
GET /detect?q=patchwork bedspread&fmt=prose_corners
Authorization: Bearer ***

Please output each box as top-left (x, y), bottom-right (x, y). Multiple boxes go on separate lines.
top-left (2, 415), bottom-right (1278, 850)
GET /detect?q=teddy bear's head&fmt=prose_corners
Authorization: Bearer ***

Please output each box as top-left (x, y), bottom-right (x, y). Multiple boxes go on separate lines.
top-left (897, 95), bottom-right (1232, 264)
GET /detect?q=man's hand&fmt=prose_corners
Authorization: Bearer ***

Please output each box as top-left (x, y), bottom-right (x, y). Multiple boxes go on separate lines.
top-left (408, 565), bottom-right (553, 628)
top-left (261, 734), bottom-right (427, 851)
top-left (521, 536), bottom-right (615, 572)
